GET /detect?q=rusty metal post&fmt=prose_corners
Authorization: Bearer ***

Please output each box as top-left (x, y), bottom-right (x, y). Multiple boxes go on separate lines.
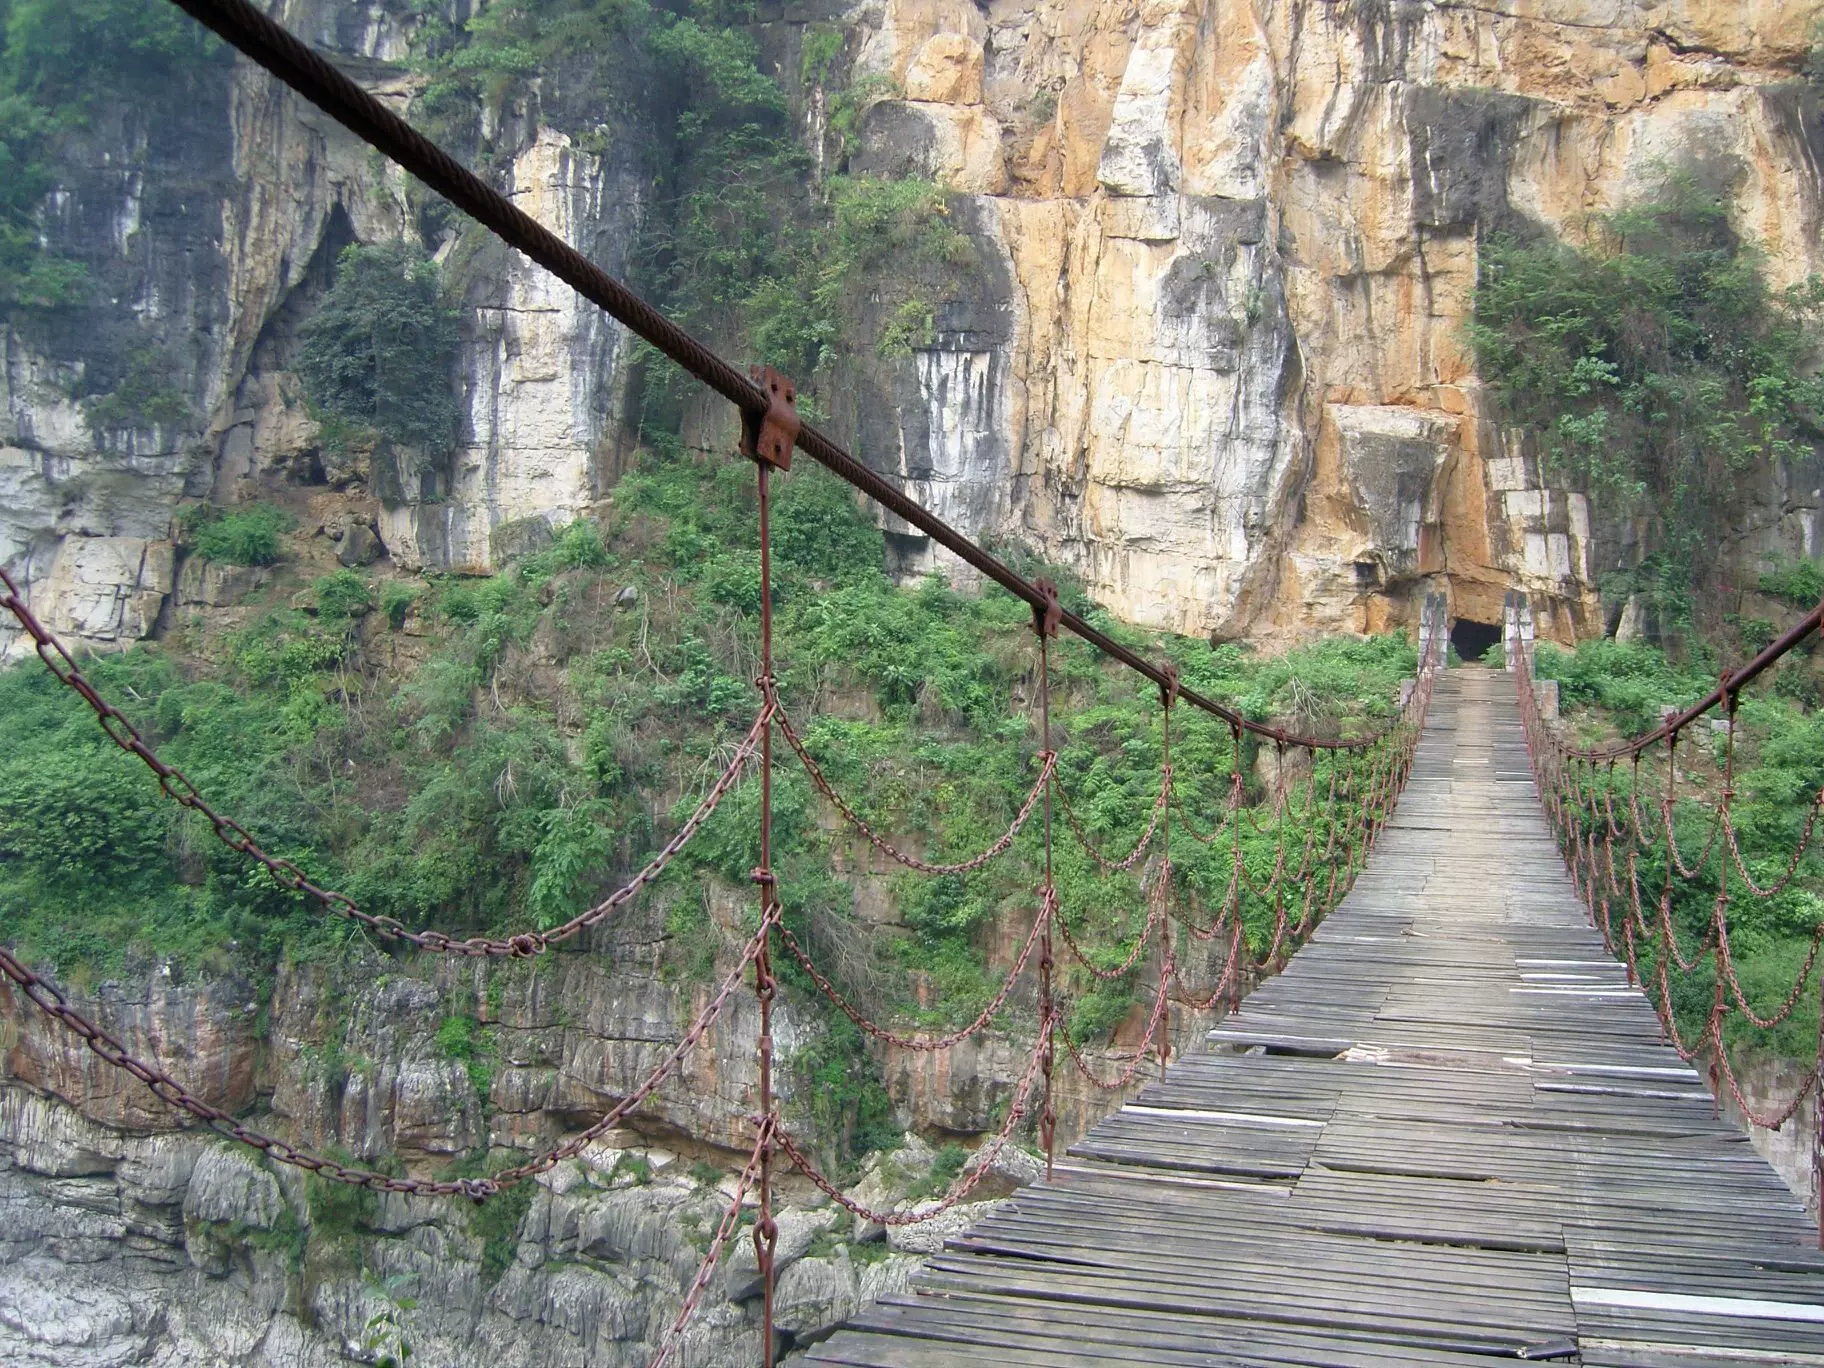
top-left (1033, 579), bottom-right (1060, 1181)
top-left (743, 365), bottom-right (796, 1368)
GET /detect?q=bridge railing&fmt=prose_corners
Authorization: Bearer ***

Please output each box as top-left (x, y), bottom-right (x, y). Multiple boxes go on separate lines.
top-left (1513, 599), bottom-right (1824, 1242)
top-left (0, 1), bottom-right (1448, 1360)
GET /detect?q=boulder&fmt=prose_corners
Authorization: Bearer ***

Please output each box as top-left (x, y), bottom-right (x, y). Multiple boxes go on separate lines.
top-left (885, 1198), bottom-right (1005, 1255)
top-left (723, 1205), bottom-right (839, 1301)
top-left (335, 522), bottom-right (382, 567)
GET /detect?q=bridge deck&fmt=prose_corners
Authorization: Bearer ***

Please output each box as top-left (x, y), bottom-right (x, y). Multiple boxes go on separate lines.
top-left (809, 669), bottom-right (1824, 1367)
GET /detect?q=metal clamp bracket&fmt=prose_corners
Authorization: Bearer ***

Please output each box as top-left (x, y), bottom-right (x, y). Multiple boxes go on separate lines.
top-left (1032, 578), bottom-right (1062, 638)
top-left (741, 366), bottom-right (799, 471)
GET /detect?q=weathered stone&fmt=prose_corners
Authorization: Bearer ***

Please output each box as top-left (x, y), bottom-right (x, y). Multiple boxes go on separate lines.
top-left (489, 515), bottom-right (555, 566)
top-left (181, 1147), bottom-right (282, 1230)
top-left (722, 1205), bottom-right (838, 1301)
top-left (175, 557), bottom-right (269, 608)
top-left (336, 522), bottom-right (382, 567)
top-left (885, 1198), bottom-right (1006, 1255)
top-left (963, 1140), bottom-right (1043, 1198)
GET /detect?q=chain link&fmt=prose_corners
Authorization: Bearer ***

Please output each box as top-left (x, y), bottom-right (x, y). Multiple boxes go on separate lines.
top-left (774, 689), bottom-right (1053, 875)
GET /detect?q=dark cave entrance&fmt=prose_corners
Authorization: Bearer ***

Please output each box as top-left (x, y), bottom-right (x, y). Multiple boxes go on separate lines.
top-left (1450, 618), bottom-right (1502, 664)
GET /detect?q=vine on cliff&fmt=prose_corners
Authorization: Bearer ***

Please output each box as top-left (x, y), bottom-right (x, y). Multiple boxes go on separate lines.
top-left (298, 243), bottom-right (462, 460)
top-left (1471, 171), bottom-right (1824, 624)
top-left (404, 0), bottom-right (974, 423)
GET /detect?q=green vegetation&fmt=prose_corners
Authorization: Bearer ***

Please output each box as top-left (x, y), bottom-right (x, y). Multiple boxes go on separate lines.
top-left (792, 1016), bottom-right (896, 1168)
top-left (905, 1141), bottom-right (967, 1200)
top-left (434, 1011), bottom-right (496, 1106)
top-left (1471, 171), bottom-right (1824, 624)
top-left (307, 1163), bottom-right (380, 1249)
top-left (1535, 638), bottom-right (1714, 738)
top-left (0, 437), bottom-right (1411, 1162)
top-left (298, 244), bottom-right (462, 458)
top-left (180, 504), bottom-right (294, 567)
top-left (467, 1179), bottom-right (532, 1285)
top-left (314, 571), bottom-right (374, 626)
top-left (83, 347), bottom-right (192, 432)
top-left (1759, 558), bottom-right (1824, 611)
top-left (611, 1152), bottom-right (653, 1186)
top-left (406, 0), bottom-right (971, 405)
top-left (1535, 637), bottom-right (1824, 1059)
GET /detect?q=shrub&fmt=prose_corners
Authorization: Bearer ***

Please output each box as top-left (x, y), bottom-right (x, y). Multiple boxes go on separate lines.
top-left (1533, 638), bottom-right (1713, 737)
top-left (468, 1179), bottom-right (531, 1286)
top-left (379, 582), bottom-right (418, 630)
top-left (298, 243), bottom-right (461, 458)
top-left (181, 504), bottom-right (292, 567)
top-left (1471, 171), bottom-right (1824, 618)
top-left (314, 571), bottom-right (373, 625)
top-left (1759, 558), bottom-right (1824, 610)
top-left (84, 347), bottom-right (191, 432)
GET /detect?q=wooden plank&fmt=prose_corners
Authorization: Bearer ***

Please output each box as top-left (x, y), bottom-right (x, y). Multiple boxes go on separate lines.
top-left (807, 671), bottom-right (1824, 1366)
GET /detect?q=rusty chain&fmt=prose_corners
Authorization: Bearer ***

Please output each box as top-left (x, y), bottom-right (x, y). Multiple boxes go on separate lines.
top-left (772, 688), bottom-right (1055, 875)
top-left (647, 1117), bottom-right (773, 1368)
top-left (773, 1013), bottom-right (1054, 1226)
top-left (1515, 627), bottom-right (1824, 1198)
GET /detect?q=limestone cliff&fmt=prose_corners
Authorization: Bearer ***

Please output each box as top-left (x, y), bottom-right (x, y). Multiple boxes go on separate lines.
top-left (833, 0), bottom-right (1824, 642)
top-left (4, 0), bottom-right (1824, 1360)
top-left (7, 2), bottom-right (1823, 662)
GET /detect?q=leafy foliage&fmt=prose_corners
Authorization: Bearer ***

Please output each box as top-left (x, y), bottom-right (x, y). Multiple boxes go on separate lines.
top-left (1471, 172), bottom-right (1824, 621)
top-left (180, 504), bottom-right (293, 567)
top-left (1758, 557), bottom-right (1824, 611)
top-left (298, 244), bottom-right (462, 458)
top-left (83, 347), bottom-right (192, 432)
top-left (1534, 638), bottom-right (1715, 738)
top-left (0, 442), bottom-right (1410, 1164)
top-left (1536, 637), bottom-right (1824, 1058)
top-left (408, 0), bottom-right (970, 415)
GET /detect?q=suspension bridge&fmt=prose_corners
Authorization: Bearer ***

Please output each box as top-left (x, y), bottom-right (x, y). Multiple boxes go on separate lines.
top-left (7, 2), bottom-right (1824, 1365)
top-left (810, 667), bottom-right (1824, 1368)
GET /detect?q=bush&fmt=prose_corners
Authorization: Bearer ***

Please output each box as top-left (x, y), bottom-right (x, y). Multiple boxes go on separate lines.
top-left (1471, 171), bottom-right (1824, 617)
top-left (298, 243), bottom-right (461, 458)
top-left (84, 347), bottom-right (191, 432)
top-left (0, 754), bottom-right (167, 887)
top-left (468, 1179), bottom-right (531, 1286)
top-left (182, 504), bottom-right (292, 567)
top-left (1533, 638), bottom-right (1714, 738)
top-left (379, 582), bottom-right (418, 630)
top-left (314, 571), bottom-right (372, 625)
top-left (1759, 558), bottom-right (1824, 610)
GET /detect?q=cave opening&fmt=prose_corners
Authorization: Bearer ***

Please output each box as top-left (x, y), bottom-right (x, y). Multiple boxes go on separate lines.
top-left (1450, 618), bottom-right (1502, 663)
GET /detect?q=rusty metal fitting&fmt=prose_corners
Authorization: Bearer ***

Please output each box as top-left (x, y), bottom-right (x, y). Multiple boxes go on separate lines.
top-left (1158, 664), bottom-right (1180, 712)
top-left (1031, 579), bottom-right (1062, 639)
top-left (741, 366), bottom-right (799, 471)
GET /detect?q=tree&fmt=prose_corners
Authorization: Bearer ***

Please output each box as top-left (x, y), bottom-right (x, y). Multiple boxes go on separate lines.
top-left (298, 243), bottom-right (462, 457)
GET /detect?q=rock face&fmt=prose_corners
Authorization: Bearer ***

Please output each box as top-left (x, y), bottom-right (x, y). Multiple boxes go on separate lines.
top-left (0, 899), bottom-right (1199, 1363)
top-left (3, 0), bottom-right (1824, 1355)
top-left (4, 0), bottom-right (1822, 657)
top-left (835, 0), bottom-right (1824, 641)
top-left (1, 0), bottom-right (640, 657)
top-left (0, 1083), bottom-right (933, 1367)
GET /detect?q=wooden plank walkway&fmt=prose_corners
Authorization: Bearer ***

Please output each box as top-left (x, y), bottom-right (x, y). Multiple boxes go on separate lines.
top-left (809, 669), bottom-right (1824, 1367)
